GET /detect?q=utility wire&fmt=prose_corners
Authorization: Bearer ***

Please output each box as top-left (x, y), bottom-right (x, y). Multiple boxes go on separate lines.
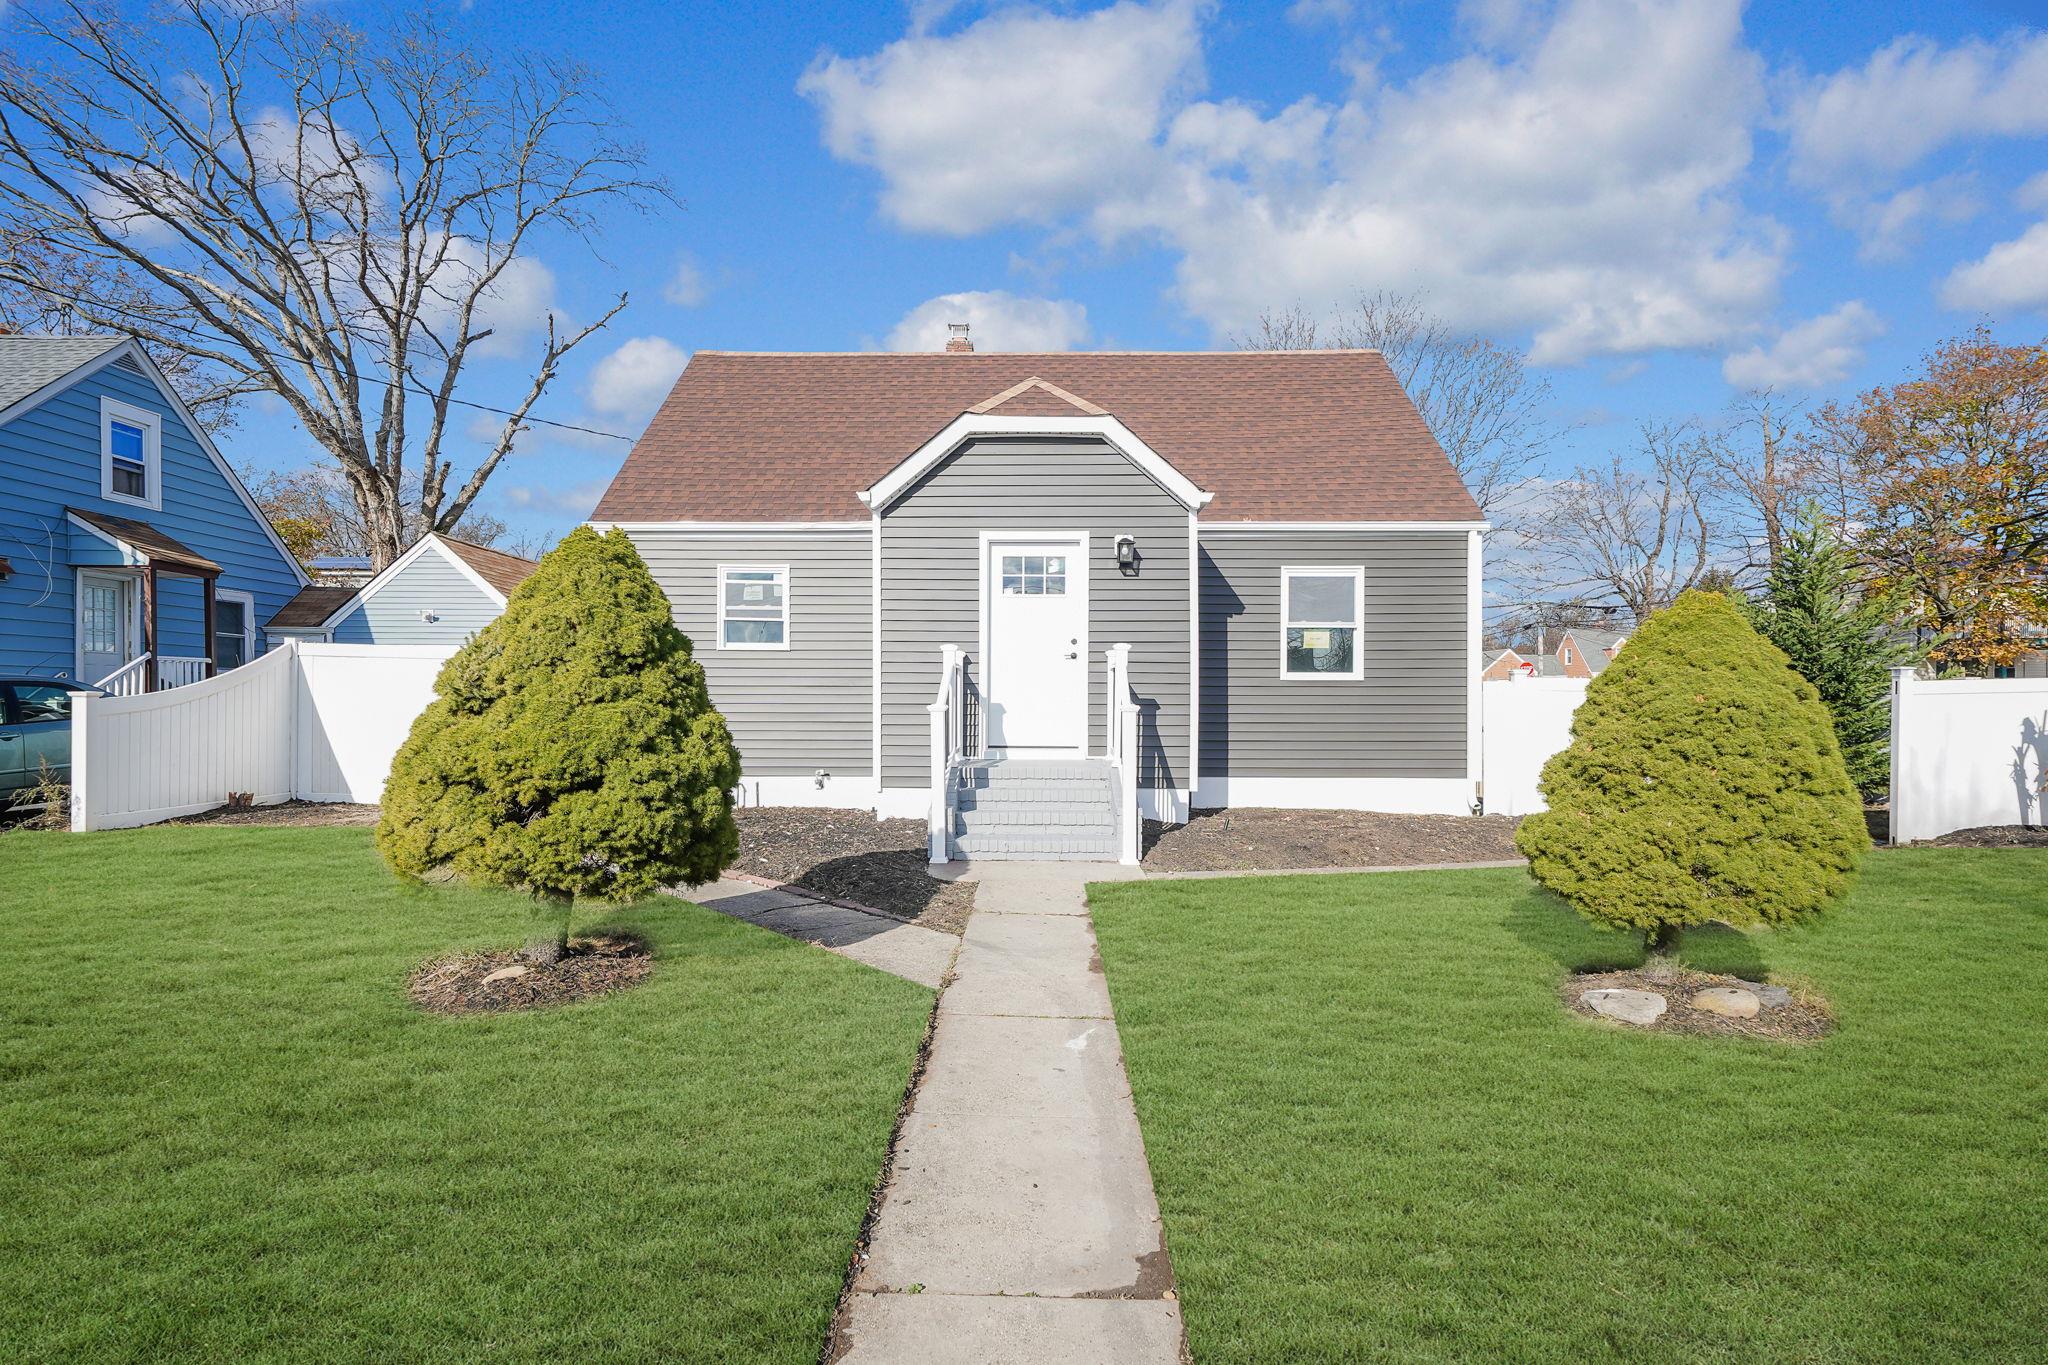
top-left (15, 283), bottom-right (637, 442)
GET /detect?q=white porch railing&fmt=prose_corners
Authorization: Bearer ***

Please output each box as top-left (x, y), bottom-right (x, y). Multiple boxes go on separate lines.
top-left (95, 654), bottom-right (152, 697)
top-left (927, 644), bottom-right (975, 862)
top-left (94, 653), bottom-right (214, 695)
top-left (1103, 642), bottom-right (1141, 864)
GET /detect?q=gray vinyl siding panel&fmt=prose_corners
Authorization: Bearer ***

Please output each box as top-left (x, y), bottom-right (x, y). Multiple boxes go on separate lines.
top-left (879, 437), bottom-right (1190, 790)
top-left (1199, 529), bottom-right (1469, 778)
top-left (628, 529), bottom-right (873, 777)
top-left (330, 544), bottom-right (502, 645)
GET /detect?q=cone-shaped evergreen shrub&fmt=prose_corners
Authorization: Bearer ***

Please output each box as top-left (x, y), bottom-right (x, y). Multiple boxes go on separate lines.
top-left (1515, 590), bottom-right (1867, 952)
top-left (378, 527), bottom-right (740, 956)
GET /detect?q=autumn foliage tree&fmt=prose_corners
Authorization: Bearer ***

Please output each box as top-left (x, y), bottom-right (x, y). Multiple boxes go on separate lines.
top-left (1811, 328), bottom-right (2047, 673)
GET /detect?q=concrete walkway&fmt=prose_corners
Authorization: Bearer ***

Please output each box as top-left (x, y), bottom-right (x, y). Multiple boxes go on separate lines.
top-left (838, 862), bottom-right (1183, 1364)
top-left (679, 879), bottom-right (958, 989)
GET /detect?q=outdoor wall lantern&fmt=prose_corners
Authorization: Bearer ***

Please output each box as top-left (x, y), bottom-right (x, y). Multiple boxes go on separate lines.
top-left (1115, 534), bottom-right (1139, 575)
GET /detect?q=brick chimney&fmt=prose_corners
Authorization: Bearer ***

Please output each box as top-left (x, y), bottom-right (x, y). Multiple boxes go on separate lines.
top-left (945, 322), bottom-right (973, 353)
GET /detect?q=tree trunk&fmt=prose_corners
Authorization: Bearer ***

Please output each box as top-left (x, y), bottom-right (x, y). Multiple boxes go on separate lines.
top-left (519, 893), bottom-right (572, 967)
top-left (1643, 923), bottom-right (1681, 982)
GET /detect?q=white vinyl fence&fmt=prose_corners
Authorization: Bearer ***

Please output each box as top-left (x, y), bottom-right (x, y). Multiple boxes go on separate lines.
top-left (1480, 677), bottom-right (1589, 817)
top-left (71, 641), bottom-right (454, 831)
top-left (1889, 668), bottom-right (2048, 844)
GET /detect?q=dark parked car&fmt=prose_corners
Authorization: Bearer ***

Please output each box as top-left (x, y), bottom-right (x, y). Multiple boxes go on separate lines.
top-left (1, 678), bottom-right (106, 809)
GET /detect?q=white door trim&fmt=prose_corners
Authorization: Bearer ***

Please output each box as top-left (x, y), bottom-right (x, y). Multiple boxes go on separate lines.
top-left (977, 529), bottom-right (1091, 757)
top-left (74, 567), bottom-right (141, 686)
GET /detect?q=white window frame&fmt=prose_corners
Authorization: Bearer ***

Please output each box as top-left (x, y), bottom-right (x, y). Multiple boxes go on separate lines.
top-left (717, 563), bottom-right (791, 651)
top-left (1279, 565), bottom-right (1365, 681)
top-left (100, 396), bottom-right (163, 510)
top-left (212, 588), bottom-right (256, 670)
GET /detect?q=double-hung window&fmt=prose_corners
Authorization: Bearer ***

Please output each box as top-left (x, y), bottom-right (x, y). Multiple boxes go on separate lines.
top-left (1280, 566), bottom-right (1364, 680)
top-left (213, 590), bottom-right (255, 671)
top-left (100, 397), bottom-right (162, 509)
top-left (718, 565), bottom-right (789, 649)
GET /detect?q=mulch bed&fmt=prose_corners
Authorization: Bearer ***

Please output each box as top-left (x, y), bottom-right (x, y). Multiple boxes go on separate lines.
top-left (1925, 825), bottom-right (2048, 848)
top-left (408, 932), bottom-right (653, 1015)
top-left (732, 809), bottom-right (974, 935)
top-left (172, 800), bottom-right (380, 827)
top-left (1565, 966), bottom-right (1834, 1043)
top-left (1141, 808), bottom-right (1523, 873)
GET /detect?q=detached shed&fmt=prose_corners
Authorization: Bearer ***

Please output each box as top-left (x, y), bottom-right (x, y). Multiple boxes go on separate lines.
top-left (266, 533), bottom-right (536, 646)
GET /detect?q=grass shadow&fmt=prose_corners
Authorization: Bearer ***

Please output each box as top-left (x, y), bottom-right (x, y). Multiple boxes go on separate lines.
top-left (1502, 880), bottom-right (1775, 979)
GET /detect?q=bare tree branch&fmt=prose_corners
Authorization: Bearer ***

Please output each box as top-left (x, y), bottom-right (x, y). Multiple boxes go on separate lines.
top-left (0, 0), bottom-right (669, 567)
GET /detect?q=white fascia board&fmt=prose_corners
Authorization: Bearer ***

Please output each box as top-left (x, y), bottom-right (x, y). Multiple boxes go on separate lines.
top-left (65, 509), bottom-right (147, 565)
top-left (307, 533), bottom-right (456, 629)
top-left (859, 413), bottom-right (1214, 513)
top-left (592, 520), bottom-right (868, 535)
top-left (1199, 520), bottom-right (1491, 532)
top-left (421, 534), bottom-right (511, 606)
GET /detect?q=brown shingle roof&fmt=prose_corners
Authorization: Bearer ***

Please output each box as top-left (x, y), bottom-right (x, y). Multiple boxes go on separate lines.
top-left (67, 507), bottom-right (221, 574)
top-left (593, 351), bottom-right (1481, 524)
top-left (265, 585), bottom-right (356, 630)
top-left (438, 535), bottom-right (538, 597)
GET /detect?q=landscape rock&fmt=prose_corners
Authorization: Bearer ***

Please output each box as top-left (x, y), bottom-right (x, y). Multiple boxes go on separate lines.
top-left (481, 965), bottom-right (531, 985)
top-left (1734, 979), bottom-right (1793, 1009)
top-left (1581, 987), bottom-right (1667, 1026)
top-left (1693, 986), bottom-right (1761, 1018)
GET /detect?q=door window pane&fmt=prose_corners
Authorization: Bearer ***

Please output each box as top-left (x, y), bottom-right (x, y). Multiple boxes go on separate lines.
top-left (85, 585), bottom-right (122, 653)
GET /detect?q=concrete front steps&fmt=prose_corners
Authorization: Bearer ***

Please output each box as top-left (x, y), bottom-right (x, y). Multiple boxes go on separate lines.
top-left (950, 758), bottom-right (1120, 861)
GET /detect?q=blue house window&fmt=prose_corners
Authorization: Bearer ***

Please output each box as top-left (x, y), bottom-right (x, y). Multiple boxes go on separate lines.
top-left (100, 397), bottom-right (161, 509)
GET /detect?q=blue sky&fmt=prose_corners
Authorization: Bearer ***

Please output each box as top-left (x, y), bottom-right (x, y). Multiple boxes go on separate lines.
top-left (91, 0), bottom-right (2048, 541)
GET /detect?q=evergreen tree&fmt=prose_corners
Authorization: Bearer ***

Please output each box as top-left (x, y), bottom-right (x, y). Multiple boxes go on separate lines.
top-left (1516, 591), bottom-right (1867, 968)
top-left (1744, 510), bottom-right (1918, 799)
top-left (378, 527), bottom-right (741, 963)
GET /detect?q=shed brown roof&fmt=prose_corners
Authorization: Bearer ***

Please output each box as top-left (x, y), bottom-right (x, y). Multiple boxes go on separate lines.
top-left (439, 536), bottom-right (538, 597)
top-left (592, 351), bottom-right (1481, 524)
top-left (265, 585), bottom-right (356, 630)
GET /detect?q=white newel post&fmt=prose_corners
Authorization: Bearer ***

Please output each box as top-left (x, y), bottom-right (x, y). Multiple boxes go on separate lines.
top-left (1106, 642), bottom-right (1139, 865)
top-left (1888, 666), bottom-right (1912, 847)
top-left (928, 643), bottom-right (962, 863)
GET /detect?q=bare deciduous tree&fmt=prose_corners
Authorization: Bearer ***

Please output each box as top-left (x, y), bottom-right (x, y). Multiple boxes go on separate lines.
top-left (1237, 292), bottom-right (1566, 532)
top-left (1534, 422), bottom-right (1723, 625)
top-left (0, 1), bottom-right (664, 567)
top-left (1707, 389), bottom-right (1819, 579)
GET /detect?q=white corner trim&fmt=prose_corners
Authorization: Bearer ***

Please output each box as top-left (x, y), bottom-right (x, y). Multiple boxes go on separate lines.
top-left (1466, 528), bottom-right (1483, 790)
top-left (715, 562), bottom-right (792, 650)
top-left (870, 513), bottom-right (883, 786)
top-left (859, 413), bottom-right (1214, 513)
top-left (1187, 510), bottom-right (1200, 793)
top-left (98, 395), bottom-right (163, 511)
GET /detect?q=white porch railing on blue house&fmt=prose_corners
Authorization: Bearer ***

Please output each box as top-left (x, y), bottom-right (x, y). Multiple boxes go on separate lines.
top-left (94, 653), bottom-right (215, 696)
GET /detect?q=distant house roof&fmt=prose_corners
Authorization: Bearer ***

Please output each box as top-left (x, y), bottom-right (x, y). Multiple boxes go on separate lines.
top-left (595, 350), bottom-right (1484, 525)
top-left (0, 335), bottom-right (127, 414)
top-left (67, 507), bottom-right (222, 575)
top-left (438, 536), bottom-right (538, 597)
top-left (266, 585), bottom-right (357, 630)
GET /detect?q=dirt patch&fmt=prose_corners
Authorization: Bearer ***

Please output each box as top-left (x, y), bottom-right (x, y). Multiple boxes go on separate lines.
top-left (1924, 825), bottom-right (2048, 848)
top-left (1564, 967), bottom-right (1834, 1043)
top-left (1141, 807), bottom-right (1523, 873)
top-left (172, 800), bottom-right (380, 827)
top-left (408, 932), bottom-right (652, 1015)
top-left (732, 809), bottom-right (973, 935)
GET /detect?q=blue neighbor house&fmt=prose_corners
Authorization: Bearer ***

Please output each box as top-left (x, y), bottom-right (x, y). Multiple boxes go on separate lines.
top-left (0, 335), bottom-right (308, 692)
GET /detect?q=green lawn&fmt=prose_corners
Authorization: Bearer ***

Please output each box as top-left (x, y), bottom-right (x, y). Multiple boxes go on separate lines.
top-left (1092, 850), bottom-right (2048, 1363)
top-left (1, 826), bottom-right (931, 1364)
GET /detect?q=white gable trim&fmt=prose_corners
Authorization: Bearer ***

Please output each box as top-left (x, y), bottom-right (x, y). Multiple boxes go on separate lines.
top-left (308, 533), bottom-right (509, 631)
top-left (858, 413), bottom-right (1213, 514)
top-left (1, 338), bottom-right (312, 587)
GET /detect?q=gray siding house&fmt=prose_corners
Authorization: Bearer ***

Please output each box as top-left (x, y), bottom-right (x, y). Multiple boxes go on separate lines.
top-left (266, 533), bottom-right (536, 646)
top-left (592, 342), bottom-right (1484, 861)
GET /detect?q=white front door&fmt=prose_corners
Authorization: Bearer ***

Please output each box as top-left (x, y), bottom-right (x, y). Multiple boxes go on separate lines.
top-left (983, 539), bottom-right (1087, 752)
top-left (79, 572), bottom-right (136, 685)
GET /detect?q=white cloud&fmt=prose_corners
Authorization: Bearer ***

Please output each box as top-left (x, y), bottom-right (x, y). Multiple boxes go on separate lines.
top-left (1720, 301), bottom-right (1885, 391)
top-left (1940, 222), bottom-right (2048, 315)
top-left (2017, 171), bottom-right (2048, 213)
top-left (499, 480), bottom-right (613, 520)
top-left (664, 255), bottom-right (710, 307)
top-left (1781, 31), bottom-right (2048, 253)
top-left (805, 0), bottom-right (1785, 363)
top-left (1286, 0), bottom-right (1353, 26)
top-left (584, 336), bottom-right (689, 421)
top-left (885, 291), bottom-right (1092, 352)
top-left (798, 0), bottom-right (1206, 235)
